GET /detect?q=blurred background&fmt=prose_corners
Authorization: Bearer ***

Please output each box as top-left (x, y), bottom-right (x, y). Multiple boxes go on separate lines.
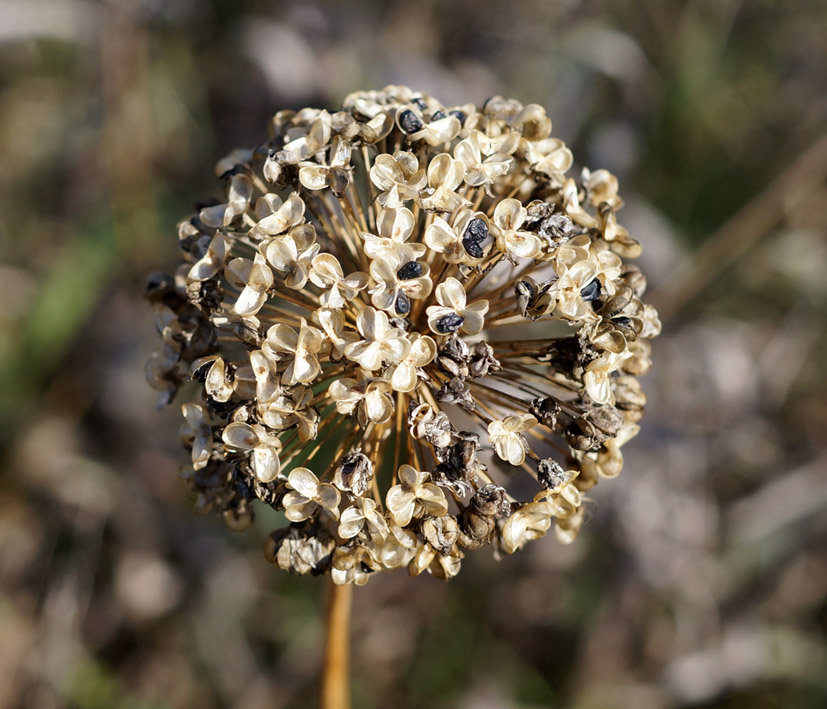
top-left (1, 0), bottom-right (826, 707)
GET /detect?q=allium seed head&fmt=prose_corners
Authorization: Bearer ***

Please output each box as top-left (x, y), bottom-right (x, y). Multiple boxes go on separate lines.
top-left (146, 85), bottom-right (660, 584)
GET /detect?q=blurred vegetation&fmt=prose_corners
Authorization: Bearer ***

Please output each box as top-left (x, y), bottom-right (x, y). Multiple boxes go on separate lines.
top-left (1, 1), bottom-right (826, 707)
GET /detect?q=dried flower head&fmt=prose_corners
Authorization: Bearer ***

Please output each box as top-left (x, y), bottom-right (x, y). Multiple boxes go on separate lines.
top-left (147, 85), bottom-right (660, 585)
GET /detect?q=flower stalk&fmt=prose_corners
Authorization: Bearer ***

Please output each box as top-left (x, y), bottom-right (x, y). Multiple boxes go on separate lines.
top-left (322, 579), bottom-right (352, 709)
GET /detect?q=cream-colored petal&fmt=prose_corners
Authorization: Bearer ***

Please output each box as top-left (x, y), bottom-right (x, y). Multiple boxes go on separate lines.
top-left (583, 370), bottom-right (612, 405)
top-left (309, 253), bottom-right (344, 286)
top-left (436, 277), bottom-right (467, 309)
top-left (248, 255), bottom-right (274, 289)
top-left (381, 333), bottom-right (411, 364)
top-left (501, 511), bottom-right (529, 554)
top-left (222, 422), bottom-right (258, 451)
top-left (363, 387), bottom-right (392, 423)
top-left (460, 311), bottom-right (484, 335)
top-left (265, 323), bottom-right (299, 354)
top-left (370, 154), bottom-right (403, 190)
top-left (228, 173), bottom-right (253, 204)
top-left (358, 307), bottom-right (386, 341)
top-left (517, 413), bottom-right (538, 430)
top-left (188, 233), bottom-right (228, 281)
top-left (255, 193), bottom-right (283, 219)
top-left (233, 286), bottom-right (267, 316)
top-left (377, 207), bottom-right (415, 242)
top-left (205, 357), bottom-right (234, 402)
top-left (504, 434), bottom-right (528, 466)
top-left (225, 257), bottom-right (252, 289)
top-left (338, 507), bottom-right (365, 539)
top-left (198, 203), bottom-right (228, 229)
top-left (316, 483), bottom-right (341, 514)
top-left (252, 445), bottom-right (281, 483)
top-left (493, 198), bottom-right (525, 231)
top-left (424, 217), bottom-right (456, 252)
top-left (390, 362), bottom-right (417, 392)
top-left (509, 233), bottom-right (542, 259)
top-left (283, 497), bottom-right (316, 522)
top-left (287, 467), bottom-right (320, 498)
top-left (385, 488), bottom-right (415, 527)
top-left (397, 465), bottom-right (419, 489)
top-left (289, 354), bottom-right (320, 384)
top-left (417, 483), bottom-right (448, 516)
top-left (343, 271), bottom-right (369, 291)
top-left (249, 350), bottom-right (280, 403)
top-left (254, 192), bottom-right (305, 235)
top-left (298, 166), bottom-right (330, 191)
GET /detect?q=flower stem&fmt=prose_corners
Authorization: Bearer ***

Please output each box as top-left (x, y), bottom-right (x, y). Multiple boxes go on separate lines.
top-left (322, 579), bottom-right (352, 709)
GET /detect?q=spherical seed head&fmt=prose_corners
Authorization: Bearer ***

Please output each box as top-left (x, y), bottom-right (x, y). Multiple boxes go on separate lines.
top-left (146, 86), bottom-right (661, 584)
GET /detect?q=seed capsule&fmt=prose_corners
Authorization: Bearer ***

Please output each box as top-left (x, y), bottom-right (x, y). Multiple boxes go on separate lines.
top-left (538, 458), bottom-right (567, 490)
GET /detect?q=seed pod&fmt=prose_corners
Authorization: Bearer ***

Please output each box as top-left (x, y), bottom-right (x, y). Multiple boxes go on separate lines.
top-left (333, 449), bottom-right (373, 497)
top-left (436, 377), bottom-right (475, 410)
top-left (530, 396), bottom-right (560, 428)
top-left (598, 284), bottom-right (634, 317)
top-left (457, 508), bottom-right (495, 549)
top-left (421, 515), bottom-right (459, 555)
top-left (588, 405), bottom-right (624, 437)
top-left (614, 376), bottom-right (647, 420)
top-left (266, 521), bottom-right (336, 576)
top-left (566, 415), bottom-right (602, 450)
top-left (470, 483), bottom-right (511, 518)
top-left (468, 341), bottom-right (501, 378)
top-left (537, 458), bottom-right (568, 490)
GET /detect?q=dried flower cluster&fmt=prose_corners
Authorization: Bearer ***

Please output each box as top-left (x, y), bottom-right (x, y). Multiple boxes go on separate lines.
top-left (146, 85), bottom-right (660, 584)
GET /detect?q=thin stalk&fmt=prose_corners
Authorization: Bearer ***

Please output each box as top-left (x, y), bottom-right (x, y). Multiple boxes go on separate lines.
top-left (321, 579), bottom-right (352, 709)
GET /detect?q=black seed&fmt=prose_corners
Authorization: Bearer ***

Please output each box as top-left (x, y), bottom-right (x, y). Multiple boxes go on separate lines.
top-left (450, 109), bottom-right (467, 124)
top-left (462, 218), bottom-right (488, 257)
top-left (464, 218), bottom-right (488, 243)
top-left (430, 109), bottom-right (447, 121)
top-left (435, 313), bottom-right (464, 333)
top-left (399, 109), bottom-right (424, 134)
top-left (396, 261), bottom-right (424, 280)
top-left (463, 239), bottom-right (485, 258)
top-left (580, 278), bottom-right (601, 302)
top-left (412, 97), bottom-right (428, 111)
top-left (612, 316), bottom-right (632, 327)
top-left (395, 291), bottom-right (411, 315)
